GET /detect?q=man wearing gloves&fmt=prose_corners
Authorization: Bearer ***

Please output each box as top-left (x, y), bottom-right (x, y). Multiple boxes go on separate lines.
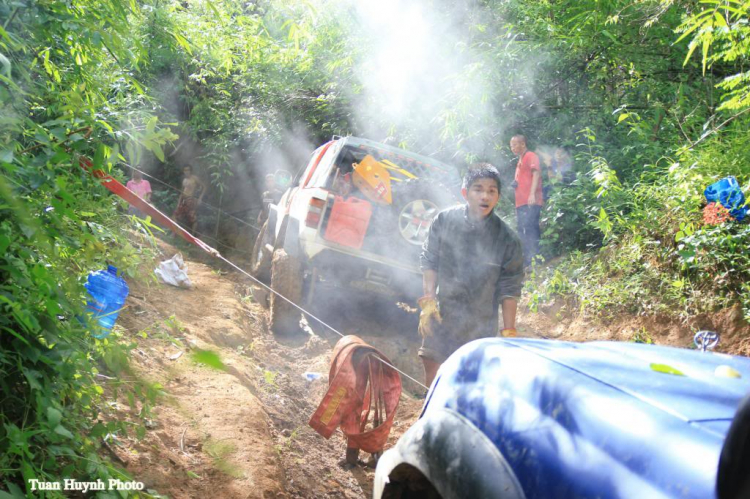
top-left (417, 164), bottom-right (525, 386)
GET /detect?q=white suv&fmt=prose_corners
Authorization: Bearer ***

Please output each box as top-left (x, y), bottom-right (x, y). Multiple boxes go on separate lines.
top-left (251, 136), bottom-right (460, 334)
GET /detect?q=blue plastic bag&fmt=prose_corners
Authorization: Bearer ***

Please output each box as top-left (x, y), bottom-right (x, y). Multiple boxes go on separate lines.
top-left (704, 176), bottom-right (748, 222)
top-left (85, 265), bottom-right (129, 338)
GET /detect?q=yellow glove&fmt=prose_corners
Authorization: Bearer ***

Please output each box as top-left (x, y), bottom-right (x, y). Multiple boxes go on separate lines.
top-left (499, 328), bottom-right (517, 338)
top-left (418, 296), bottom-right (442, 338)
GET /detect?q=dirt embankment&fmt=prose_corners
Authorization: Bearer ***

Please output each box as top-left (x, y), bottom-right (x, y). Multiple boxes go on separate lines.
top-left (520, 295), bottom-right (750, 355)
top-left (110, 239), bottom-right (424, 498)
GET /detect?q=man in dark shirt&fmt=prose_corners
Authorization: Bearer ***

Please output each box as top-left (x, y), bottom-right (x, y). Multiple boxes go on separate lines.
top-left (417, 165), bottom-right (524, 386)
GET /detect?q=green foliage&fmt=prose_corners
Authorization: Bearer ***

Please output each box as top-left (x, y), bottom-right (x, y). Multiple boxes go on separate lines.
top-left (632, 328), bottom-right (654, 344)
top-left (525, 266), bottom-right (574, 314)
top-left (678, 222), bottom-right (750, 311)
top-left (520, 0), bottom-right (750, 325)
top-left (0, 0), bottom-right (174, 494)
top-left (262, 370), bottom-right (279, 391)
top-left (541, 176), bottom-right (603, 253)
top-left (0, 158), bottom-right (161, 494)
top-left (650, 363), bottom-right (686, 376)
top-left (531, 123), bottom-right (750, 323)
top-left (131, 0), bottom-right (347, 189)
top-left (1, 0), bottom-right (749, 491)
top-left (204, 439), bottom-right (243, 478)
top-left (677, 0), bottom-right (750, 111)
top-left (191, 350), bottom-right (226, 371)
top-left (540, 129), bottom-right (637, 255)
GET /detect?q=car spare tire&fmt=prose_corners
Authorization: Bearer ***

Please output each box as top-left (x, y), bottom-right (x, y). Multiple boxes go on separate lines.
top-left (390, 178), bottom-right (459, 246)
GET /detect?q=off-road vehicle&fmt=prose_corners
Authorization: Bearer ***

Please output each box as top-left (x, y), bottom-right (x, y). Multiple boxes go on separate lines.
top-left (250, 136), bottom-right (461, 334)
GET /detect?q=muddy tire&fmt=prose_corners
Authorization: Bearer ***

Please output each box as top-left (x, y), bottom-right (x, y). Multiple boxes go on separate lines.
top-left (251, 221), bottom-right (272, 283)
top-left (269, 249), bottom-right (303, 335)
top-left (390, 179), bottom-right (458, 246)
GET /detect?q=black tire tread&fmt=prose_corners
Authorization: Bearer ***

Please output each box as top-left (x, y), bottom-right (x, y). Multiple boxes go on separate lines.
top-left (251, 221), bottom-right (272, 283)
top-left (389, 178), bottom-right (458, 245)
top-left (269, 249), bottom-right (303, 335)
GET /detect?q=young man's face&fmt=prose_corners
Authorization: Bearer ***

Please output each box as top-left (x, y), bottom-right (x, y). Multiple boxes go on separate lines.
top-left (462, 178), bottom-right (500, 219)
top-left (183, 167), bottom-right (191, 177)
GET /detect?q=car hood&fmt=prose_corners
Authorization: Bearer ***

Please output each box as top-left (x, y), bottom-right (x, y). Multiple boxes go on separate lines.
top-left (425, 339), bottom-right (750, 499)
top-left (503, 339), bottom-right (750, 429)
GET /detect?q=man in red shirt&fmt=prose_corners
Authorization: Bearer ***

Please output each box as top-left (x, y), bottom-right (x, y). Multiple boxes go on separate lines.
top-left (510, 135), bottom-right (543, 267)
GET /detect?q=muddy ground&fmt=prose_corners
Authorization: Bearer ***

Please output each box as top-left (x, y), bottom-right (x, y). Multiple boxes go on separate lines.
top-left (111, 237), bottom-right (428, 499)
top-left (107, 235), bottom-right (748, 498)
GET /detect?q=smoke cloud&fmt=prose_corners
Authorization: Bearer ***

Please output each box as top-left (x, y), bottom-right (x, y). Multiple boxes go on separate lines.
top-left (320, 0), bottom-right (542, 165)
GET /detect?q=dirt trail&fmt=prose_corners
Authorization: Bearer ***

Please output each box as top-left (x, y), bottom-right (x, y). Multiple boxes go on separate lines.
top-left (115, 247), bottom-right (284, 497)
top-left (112, 239), bottom-right (423, 498)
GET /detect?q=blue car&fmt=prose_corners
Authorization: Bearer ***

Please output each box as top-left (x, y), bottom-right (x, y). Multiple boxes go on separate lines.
top-left (374, 338), bottom-right (750, 499)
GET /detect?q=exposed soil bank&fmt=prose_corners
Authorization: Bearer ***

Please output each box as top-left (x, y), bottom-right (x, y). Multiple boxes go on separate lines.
top-left (519, 296), bottom-right (750, 355)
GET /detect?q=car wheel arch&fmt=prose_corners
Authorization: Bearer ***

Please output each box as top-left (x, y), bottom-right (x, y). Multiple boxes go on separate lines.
top-left (375, 408), bottom-right (526, 499)
top-left (718, 393), bottom-right (750, 499)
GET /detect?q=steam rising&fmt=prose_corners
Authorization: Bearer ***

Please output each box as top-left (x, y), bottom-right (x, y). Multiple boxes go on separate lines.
top-left (247, 0), bottom-right (545, 211)
top-left (159, 0), bottom-right (557, 253)
top-left (255, 124), bottom-right (317, 180)
top-left (355, 0), bottom-right (437, 123)
top-left (331, 0), bottom-right (528, 163)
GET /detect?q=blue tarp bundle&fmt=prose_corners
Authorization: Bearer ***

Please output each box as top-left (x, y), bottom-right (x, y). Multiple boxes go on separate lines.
top-left (704, 176), bottom-right (748, 222)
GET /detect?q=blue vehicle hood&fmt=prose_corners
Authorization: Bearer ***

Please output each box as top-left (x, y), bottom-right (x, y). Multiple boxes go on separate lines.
top-left (424, 339), bottom-right (750, 499)
top-left (510, 340), bottom-right (750, 430)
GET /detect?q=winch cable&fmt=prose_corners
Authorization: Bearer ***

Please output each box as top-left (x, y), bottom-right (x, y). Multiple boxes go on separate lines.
top-left (86, 161), bottom-right (430, 392)
top-left (134, 213), bottom-right (252, 257)
top-left (214, 249), bottom-right (429, 391)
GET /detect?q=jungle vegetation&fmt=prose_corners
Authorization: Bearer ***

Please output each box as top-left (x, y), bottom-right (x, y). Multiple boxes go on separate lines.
top-left (1, 0), bottom-right (749, 495)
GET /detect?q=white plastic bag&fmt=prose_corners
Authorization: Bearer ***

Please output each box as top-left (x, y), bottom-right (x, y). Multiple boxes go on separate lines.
top-left (155, 253), bottom-right (193, 289)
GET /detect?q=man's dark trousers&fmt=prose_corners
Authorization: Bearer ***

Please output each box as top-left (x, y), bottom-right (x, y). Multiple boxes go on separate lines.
top-left (516, 204), bottom-right (541, 266)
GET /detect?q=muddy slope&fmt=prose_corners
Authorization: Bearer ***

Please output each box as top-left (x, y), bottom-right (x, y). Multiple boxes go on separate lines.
top-left (112, 240), bottom-right (424, 498)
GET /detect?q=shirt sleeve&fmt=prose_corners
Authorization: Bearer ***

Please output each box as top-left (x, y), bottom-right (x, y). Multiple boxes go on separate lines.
top-left (144, 180), bottom-right (152, 194)
top-left (527, 152), bottom-right (541, 172)
top-left (497, 228), bottom-right (524, 299)
top-left (420, 212), bottom-right (443, 272)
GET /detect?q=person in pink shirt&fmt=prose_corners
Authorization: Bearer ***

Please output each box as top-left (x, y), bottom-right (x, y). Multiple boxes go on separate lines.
top-left (510, 134), bottom-right (543, 267)
top-left (125, 169), bottom-right (152, 218)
